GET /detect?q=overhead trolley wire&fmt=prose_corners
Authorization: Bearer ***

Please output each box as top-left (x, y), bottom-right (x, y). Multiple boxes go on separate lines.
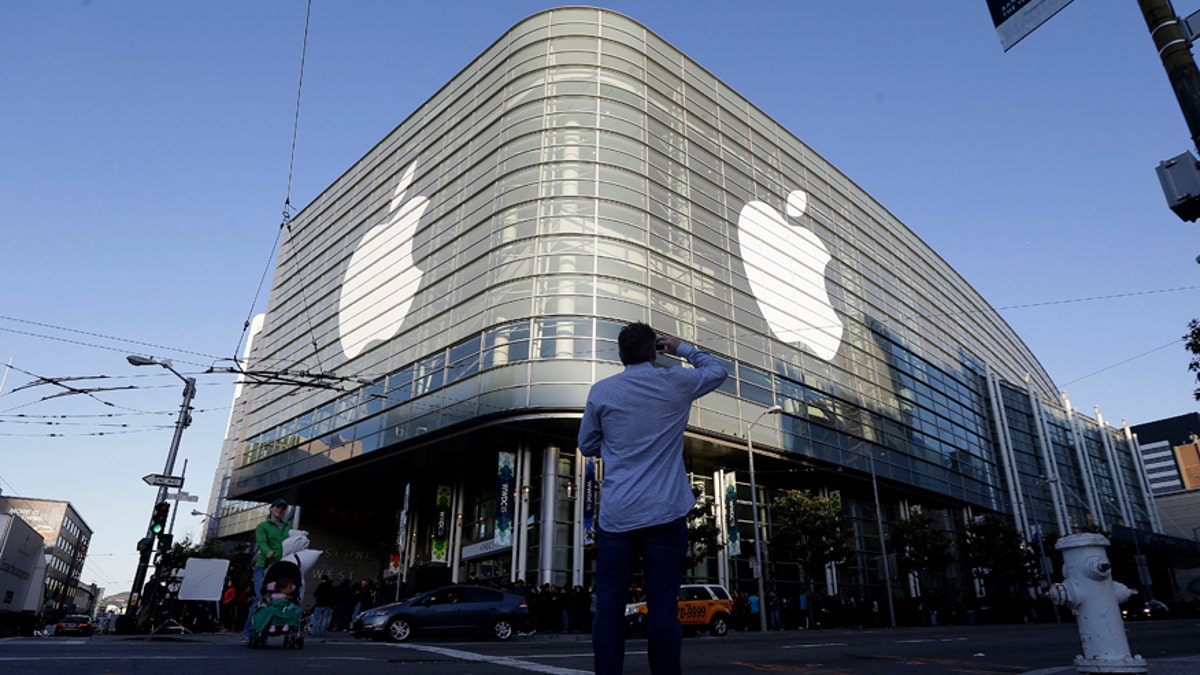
top-left (232, 0), bottom-right (328, 379)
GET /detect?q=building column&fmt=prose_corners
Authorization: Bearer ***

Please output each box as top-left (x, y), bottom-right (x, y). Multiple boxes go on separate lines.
top-left (572, 450), bottom-right (585, 586)
top-left (539, 445), bottom-right (560, 586)
top-left (714, 469), bottom-right (730, 591)
top-left (449, 480), bottom-right (465, 583)
top-left (1063, 392), bottom-right (1106, 530)
top-left (513, 443), bottom-right (532, 583)
top-left (1094, 408), bottom-right (1135, 527)
top-left (1026, 378), bottom-right (1070, 535)
top-left (1123, 422), bottom-right (1163, 532)
top-left (986, 368), bottom-right (1030, 539)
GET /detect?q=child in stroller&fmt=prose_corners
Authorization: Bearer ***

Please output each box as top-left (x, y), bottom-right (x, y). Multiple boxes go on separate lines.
top-left (247, 559), bottom-right (305, 648)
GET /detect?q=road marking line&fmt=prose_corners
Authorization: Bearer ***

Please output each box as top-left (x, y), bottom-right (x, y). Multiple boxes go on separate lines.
top-left (391, 643), bottom-right (591, 674)
top-left (896, 638), bottom-right (934, 643)
top-left (781, 642), bottom-right (848, 649)
top-left (0, 656), bottom-right (214, 661)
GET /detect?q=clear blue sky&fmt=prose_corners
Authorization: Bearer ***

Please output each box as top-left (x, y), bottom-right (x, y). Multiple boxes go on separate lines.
top-left (2, 1), bottom-right (1197, 598)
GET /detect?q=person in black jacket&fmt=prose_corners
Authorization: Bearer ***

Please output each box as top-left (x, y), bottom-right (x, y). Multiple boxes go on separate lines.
top-left (311, 575), bottom-right (333, 635)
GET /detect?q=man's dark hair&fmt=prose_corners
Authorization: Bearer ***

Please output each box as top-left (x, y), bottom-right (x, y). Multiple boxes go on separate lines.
top-left (618, 322), bottom-right (657, 365)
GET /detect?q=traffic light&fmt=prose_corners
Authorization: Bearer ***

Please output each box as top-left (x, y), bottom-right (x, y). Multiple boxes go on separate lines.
top-left (156, 533), bottom-right (173, 553)
top-left (149, 502), bottom-right (170, 535)
top-left (137, 537), bottom-right (154, 554)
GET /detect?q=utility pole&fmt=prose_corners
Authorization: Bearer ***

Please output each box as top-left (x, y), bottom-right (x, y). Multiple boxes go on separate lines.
top-left (1140, 0), bottom-right (1200, 148)
top-left (1140, 0), bottom-right (1200, 220)
top-left (118, 358), bottom-right (195, 633)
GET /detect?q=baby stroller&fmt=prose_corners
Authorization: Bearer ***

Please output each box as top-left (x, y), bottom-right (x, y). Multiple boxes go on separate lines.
top-left (247, 558), bottom-right (305, 649)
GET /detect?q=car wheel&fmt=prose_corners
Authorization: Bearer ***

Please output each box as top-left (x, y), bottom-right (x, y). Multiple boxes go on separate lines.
top-left (709, 613), bottom-right (730, 637)
top-left (386, 617), bottom-right (412, 643)
top-left (493, 619), bottom-right (514, 641)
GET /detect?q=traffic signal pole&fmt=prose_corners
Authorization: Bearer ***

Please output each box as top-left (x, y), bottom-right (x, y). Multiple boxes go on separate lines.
top-left (1138, 0), bottom-right (1200, 152)
top-left (121, 373), bottom-right (195, 630)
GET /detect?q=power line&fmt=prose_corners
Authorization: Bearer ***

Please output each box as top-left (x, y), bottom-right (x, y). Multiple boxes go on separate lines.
top-left (0, 316), bottom-right (222, 362)
top-left (0, 407), bottom-right (228, 419)
top-left (0, 427), bottom-right (172, 438)
top-left (1059, 338), bottom-right (1184, 387)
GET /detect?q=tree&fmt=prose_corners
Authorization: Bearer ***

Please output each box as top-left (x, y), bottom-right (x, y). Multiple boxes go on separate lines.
top-left (962, 515), bottom-right (1037, 622)
top-left (887, 506), bottom-right (954, 594)
top-left (770, 490), bottom-right (854, 588)
top-left (1185, 318), bottom-right (1200, 400)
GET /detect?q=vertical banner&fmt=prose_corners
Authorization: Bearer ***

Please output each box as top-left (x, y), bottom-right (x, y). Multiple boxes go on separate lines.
top-left (724, 471), bottom-right (740, 556)
top-left (582, 457), bottom-right (598, 545)
top-left (389, 484), bottom-right (411, 577)
top-left (495, 452), bottom-right (515, 546)
top-left (431, 485), bottom-right (451, 564)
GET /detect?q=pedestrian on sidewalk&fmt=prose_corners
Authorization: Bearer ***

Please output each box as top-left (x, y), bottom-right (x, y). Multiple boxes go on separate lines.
top-left (311, 575), bottom-right (333, 635)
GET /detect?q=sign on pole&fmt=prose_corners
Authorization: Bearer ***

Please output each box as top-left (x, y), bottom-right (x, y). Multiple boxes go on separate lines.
top-left (142, 473), bottom-right (184, 488)
top-left (987, 0), bottom-right (1075, 51)
top-left (165, 491), bottom-right (199, 503)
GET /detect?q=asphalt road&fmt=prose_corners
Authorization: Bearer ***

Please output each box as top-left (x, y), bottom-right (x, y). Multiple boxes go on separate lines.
top-left (1, 620), bottom-right (1197, 675)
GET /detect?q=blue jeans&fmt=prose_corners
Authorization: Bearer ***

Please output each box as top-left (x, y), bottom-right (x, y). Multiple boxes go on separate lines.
top-left (242, 566), bottom-right (266, 638)
top-left (312, 606), bottom-right (331, 634)
top-left (593, 516), bottom-right (687, 675)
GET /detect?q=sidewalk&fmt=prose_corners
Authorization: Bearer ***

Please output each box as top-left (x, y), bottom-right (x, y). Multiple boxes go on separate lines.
top-left (1022, 655), bottom-right (1200, 675)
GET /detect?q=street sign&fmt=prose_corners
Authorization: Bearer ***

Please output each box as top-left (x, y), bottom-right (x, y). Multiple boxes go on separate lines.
top-left (142, 473), bottom-right (184, 488)
top-left (986, 0), bottom-right (1074, 51)
top-left (166, 491), bottom-right (199, 503)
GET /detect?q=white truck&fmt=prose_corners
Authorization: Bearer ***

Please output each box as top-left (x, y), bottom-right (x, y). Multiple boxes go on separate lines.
top-left (0, 513), bottom-right (48, 636)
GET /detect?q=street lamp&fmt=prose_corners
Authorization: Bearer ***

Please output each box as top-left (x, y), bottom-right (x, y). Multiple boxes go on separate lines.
top-left (866, 448), bottom-right (898, 628)
top-left (123, 355), bottom-right (196, 628)
top-left (746, 404), bottom-right (781, 632)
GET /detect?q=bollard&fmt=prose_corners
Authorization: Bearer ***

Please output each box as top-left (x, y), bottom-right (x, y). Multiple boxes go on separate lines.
top-left (1047, 533), bottom-right (1147, 674)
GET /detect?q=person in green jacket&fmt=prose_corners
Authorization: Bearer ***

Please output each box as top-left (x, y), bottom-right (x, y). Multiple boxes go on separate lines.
top-left (242, 498), bottom-right (292, 641)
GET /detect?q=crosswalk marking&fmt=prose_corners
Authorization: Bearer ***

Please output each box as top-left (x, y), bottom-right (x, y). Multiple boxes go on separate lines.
top-left (390, 643), bottom-right (591, 674)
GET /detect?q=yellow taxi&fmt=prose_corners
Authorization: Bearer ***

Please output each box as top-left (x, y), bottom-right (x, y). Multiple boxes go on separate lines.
top-left (625, 584), bottom-right (733, 637)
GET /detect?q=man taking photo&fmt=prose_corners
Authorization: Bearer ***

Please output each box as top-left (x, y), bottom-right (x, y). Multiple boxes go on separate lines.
top-left (578, 322), bottom-right (727, 675)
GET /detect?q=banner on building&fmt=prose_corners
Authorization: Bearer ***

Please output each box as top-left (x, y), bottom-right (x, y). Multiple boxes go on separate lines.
top-left (723, 471), bottom-right (740, 556)
top-left (431, 485), bottom-right (451, 564)
top-left (582, 457), bottom-right (598, 545)
top-left (495, 452), bottom-right (515, 547)
top-left (388, 484), bottom-right (411, 576)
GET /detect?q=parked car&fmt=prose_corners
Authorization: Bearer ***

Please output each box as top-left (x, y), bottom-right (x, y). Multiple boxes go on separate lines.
top-left (352, 585), bottom-right (530, 642)
top-left (54, 615), bottom-right (93, 636)
top-left (1122, 599), bottom-right (1169, 621)
top-left (625, 584), bottom-right (733, 637)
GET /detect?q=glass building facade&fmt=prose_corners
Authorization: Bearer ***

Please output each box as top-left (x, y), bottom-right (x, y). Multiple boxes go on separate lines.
top-left (216, 7), bottom-right (1157, 601)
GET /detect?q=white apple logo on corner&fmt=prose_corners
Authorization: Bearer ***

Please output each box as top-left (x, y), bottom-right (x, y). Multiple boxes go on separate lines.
top-left (736, 189), bottom-right (844, 361)
top-left (337, 160), bottom-right (430, 359)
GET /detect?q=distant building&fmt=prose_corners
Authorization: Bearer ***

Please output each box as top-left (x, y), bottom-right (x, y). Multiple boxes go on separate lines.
top-left (0, 497), bottom-right (92, 615)
top-left (1132, 413), bottom-right (1200, 493)
top-left (1139, 440), bottom-right (1186, 494)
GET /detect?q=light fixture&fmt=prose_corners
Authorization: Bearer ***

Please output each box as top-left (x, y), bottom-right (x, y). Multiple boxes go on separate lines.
top-left (746, 404), bottom-right (781, 633)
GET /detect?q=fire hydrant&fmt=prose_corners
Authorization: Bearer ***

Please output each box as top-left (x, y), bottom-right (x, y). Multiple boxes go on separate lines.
top-left (1048, 533), bottom-right (1147, 674)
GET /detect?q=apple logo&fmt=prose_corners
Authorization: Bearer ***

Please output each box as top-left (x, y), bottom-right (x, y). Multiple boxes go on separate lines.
top-left (736, 189), bottom-right (843, 361)
top-left (337, 160), bottom-right (430, 359)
